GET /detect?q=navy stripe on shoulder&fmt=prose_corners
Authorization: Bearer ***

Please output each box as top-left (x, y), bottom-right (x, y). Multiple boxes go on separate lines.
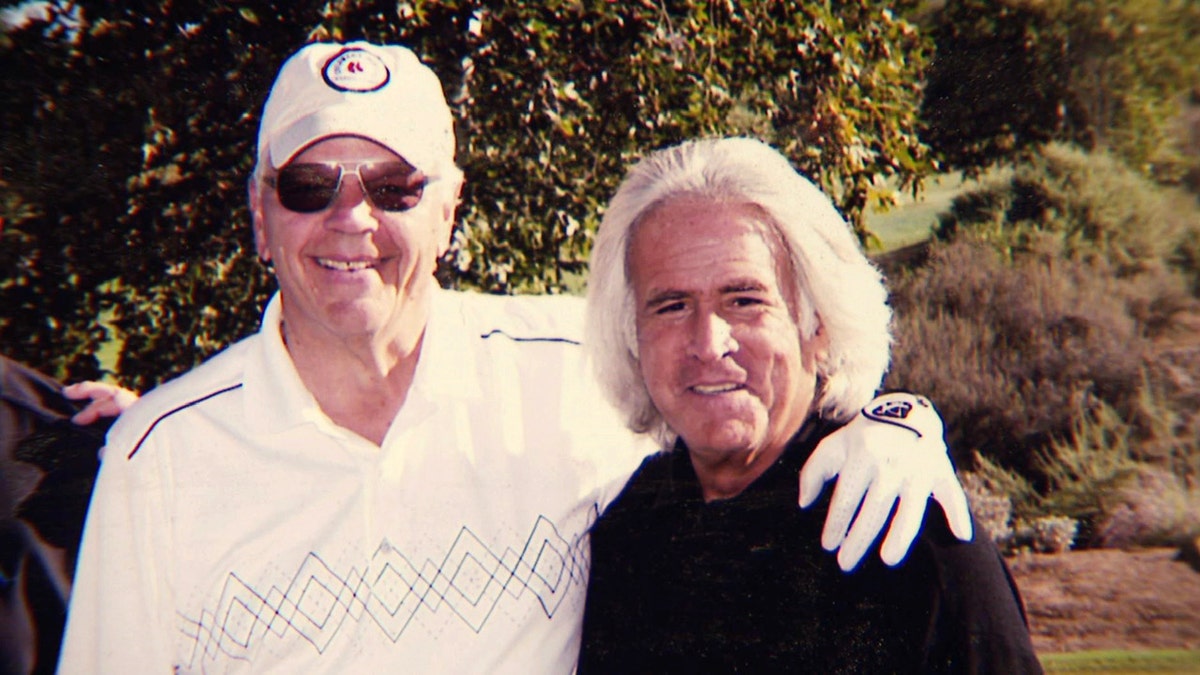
top-left (479, 329), bottom-right (580, 346)
top-left (128, 383), bottom-right (244, 459)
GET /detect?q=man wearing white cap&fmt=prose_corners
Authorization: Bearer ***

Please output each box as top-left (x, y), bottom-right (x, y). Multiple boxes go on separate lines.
top-left (58, 42), bottom-right (971, 672)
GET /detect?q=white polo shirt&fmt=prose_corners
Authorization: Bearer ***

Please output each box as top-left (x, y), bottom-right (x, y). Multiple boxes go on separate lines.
top-left (59, 289), bottom-right (652, 674)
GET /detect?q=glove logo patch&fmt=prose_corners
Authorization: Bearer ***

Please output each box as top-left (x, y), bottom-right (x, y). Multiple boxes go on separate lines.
top-left (870, 400), bottom-right (912, 420)
top-left (862, 397), bottom-right (923, 439)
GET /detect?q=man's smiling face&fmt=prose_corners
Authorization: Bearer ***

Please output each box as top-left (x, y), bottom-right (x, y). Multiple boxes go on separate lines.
top-left (251, 135), bottom-right (452, 345)
top-left (630, 195), bottom-right (826, 493)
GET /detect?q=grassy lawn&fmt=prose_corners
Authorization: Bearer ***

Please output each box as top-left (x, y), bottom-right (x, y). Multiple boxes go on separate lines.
top-left (1040, 649), bottom-right (1200, 673)
top-left (864, 170), bottom-right (1009, 253)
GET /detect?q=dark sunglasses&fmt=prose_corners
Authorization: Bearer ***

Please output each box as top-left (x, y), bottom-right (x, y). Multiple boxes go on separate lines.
top-left (265, 161), bottom-right (431, 213)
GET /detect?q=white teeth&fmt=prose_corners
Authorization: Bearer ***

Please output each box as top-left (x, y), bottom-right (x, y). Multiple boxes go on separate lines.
top-left (692, 383), bottom-right (741, 394)
top-left (316, 258), bottom-right (375, 271)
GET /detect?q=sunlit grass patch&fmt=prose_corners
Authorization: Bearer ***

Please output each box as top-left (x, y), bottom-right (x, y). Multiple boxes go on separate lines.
top-left (1040, 649), bottom-right (1200, 673)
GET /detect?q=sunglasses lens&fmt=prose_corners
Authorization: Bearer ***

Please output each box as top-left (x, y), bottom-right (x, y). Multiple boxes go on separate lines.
top-left (275, 164), bottom-right (341, 213)
top-left (361, 163), bottom-right (426, 212)
top-left (272, 162), bottom-right (428, 213)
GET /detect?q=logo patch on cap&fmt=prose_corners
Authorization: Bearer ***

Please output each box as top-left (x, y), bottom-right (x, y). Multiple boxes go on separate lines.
top-left (322, 48), bottom-right (390, 92)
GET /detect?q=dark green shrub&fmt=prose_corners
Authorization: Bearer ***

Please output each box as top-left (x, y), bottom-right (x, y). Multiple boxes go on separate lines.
top-left (933, 144), bottom-right (1200, 287)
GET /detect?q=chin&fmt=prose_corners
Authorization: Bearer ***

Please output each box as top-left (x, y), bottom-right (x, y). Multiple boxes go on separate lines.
top-left (316, 309), bottom-right (388, 340)
top-left (687, 429), bottom-right (764, 457)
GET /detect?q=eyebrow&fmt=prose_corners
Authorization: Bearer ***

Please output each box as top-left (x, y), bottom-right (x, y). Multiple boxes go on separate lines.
top-left (719, 279), bottom-right (770, 294)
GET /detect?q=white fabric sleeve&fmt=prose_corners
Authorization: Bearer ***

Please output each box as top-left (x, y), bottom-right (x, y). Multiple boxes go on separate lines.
top-left (57, 438), bottom-right (174, 673)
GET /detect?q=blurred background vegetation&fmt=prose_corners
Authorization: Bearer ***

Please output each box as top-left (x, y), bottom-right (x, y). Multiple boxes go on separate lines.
top-left (2, 0), bottom-right (1199, 551)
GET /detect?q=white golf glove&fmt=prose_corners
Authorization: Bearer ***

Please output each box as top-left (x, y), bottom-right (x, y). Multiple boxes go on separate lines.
top-left (798, 392), bottom-right (973, 572)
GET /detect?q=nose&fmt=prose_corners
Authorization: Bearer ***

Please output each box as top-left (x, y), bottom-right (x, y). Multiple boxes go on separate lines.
top-left (688, 311), bottom-right (736, 362)
top-left (324, 172), bottom-right (377, 233)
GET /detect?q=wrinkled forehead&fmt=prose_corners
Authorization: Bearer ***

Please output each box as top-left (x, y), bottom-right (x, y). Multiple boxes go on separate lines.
top-left (629, 194), bottom-right (798, 288)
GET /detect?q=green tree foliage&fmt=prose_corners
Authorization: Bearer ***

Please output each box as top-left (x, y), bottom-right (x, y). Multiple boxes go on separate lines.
top-left (920, 0), bottom-right (1079, 173)
top-left (0, 1), bottom-right (319, 387)
top-left (919, 0), bottom-right (1200, 179)
top-left (0, 0), bottom-right (931, 391)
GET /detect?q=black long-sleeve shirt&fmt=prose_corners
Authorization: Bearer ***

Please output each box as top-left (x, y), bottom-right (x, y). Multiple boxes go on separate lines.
top-left (580, 419), bottom-right (1042, 674)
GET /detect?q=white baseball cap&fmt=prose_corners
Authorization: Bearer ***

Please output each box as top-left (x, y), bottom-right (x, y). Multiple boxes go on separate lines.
top-left (256, 42), bottom-right (456, 175)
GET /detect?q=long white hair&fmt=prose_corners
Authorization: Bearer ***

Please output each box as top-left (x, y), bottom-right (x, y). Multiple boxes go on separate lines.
top-left (585, 137), bottom-right (892, 445)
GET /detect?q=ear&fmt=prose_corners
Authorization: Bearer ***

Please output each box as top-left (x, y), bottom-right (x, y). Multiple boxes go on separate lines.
top-left (248, 176), bottom-right (271, 263)
top-left (801, 321), bottom-right (830, 372)
top-left (436, 174), bottom-right (465, 257)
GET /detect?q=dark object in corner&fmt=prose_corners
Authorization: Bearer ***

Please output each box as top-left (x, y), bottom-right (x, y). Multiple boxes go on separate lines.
top-left (1176, 536), bottom-right (1200, 574)
top-left (1, 356), bottom-right (108, 675)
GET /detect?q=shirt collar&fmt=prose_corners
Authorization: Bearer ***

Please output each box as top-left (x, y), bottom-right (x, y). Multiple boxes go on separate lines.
top-left (243, 292), bottom-right (328, 435)
top-left (407, 288), bottom-right (481, 405)
top-left (669, 417), bottom-right (835, 504)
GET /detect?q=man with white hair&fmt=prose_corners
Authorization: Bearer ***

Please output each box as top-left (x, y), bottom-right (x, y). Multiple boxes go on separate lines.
top-left (59, 43), bottom-right (972, 673)
top-left (579, 137), bottom-right (1041, 673)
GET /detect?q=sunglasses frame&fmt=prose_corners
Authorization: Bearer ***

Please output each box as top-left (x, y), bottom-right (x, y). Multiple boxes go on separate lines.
top-left (264, 160), bottom-right (435, 213)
